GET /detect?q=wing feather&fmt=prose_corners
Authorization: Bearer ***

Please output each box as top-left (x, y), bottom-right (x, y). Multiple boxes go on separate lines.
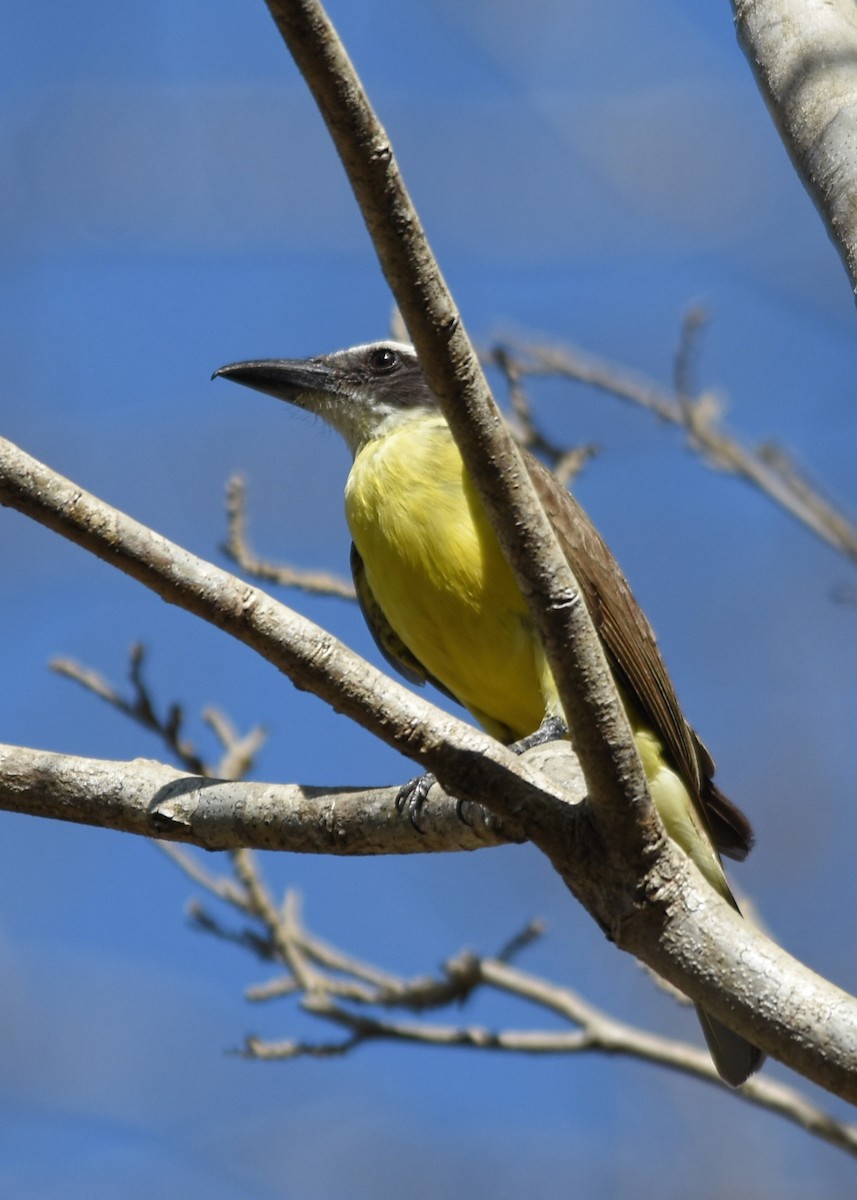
top-left (524, 453), bottom-right (753, 861)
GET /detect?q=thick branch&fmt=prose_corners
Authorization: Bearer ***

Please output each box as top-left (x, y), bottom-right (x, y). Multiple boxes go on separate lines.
top-left (0, 742), bottom-right (530, 853)
top-left (0, 435), bottom-right (567, 827)
top-left (606, 847), bottom-right (857, 1101)
top-left (734, 0), bottom-right (857, 298)
top-left (263, 0), bottom-right (656, 872)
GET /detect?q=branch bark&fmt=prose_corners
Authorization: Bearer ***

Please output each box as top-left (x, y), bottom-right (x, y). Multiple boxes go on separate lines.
top-left (0, 435), bottom-right (567, 826)
top-left (0, 742), bottom-right (530, 853)
top-left (262, 0), bottom-right (656, 869)
top-left (734, 0), bottom-right (857, 298)
top-left (2, 0), bottom-right (857, 1107)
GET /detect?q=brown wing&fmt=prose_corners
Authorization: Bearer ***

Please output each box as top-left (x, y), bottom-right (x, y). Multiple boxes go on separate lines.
top-left (524, 452), bottom-right (753, 861)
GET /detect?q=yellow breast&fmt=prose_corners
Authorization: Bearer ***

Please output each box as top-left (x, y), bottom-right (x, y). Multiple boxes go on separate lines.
top-left (344, 416), bottom-right (547, 741)
top-left (344, 415), bottom-right (730, 895)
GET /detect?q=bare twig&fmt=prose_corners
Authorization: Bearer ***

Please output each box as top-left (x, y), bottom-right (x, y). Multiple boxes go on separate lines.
top-left (52, 646), bottom-right (202, 776)
top-left (176, 856), bottom-right (857, 1159)
top-left (203, 708), bottom-right (267, 782)
top-left (223, 475), bottom-right (355, 599)
top-left (489, 345), bottom-right (599, 487)
top-left (232, 852), bottom-right (321, 991)
top-left (158, 842), bottom-right (248, 906)
top-left (672, 305), bottom-right (709, 411)
top-left (51, 644), bottom-right (265, 781)
top-left (497, 337), bottom-right (857, 564)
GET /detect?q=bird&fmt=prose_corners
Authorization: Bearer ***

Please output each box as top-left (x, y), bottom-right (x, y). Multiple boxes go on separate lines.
top-left (214, 339), bottom-right (763, 1085)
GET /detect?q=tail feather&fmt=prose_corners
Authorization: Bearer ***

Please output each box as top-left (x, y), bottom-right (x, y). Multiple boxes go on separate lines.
top-left (695, 1005), bottom-right (765, 1087)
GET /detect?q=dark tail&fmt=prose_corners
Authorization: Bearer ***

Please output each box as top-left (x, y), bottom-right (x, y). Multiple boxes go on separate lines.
top-left (695, 1005), bottom-right (765, 1087)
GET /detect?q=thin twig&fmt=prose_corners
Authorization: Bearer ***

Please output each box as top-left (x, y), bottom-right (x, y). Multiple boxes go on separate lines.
top-left (223, 475), bottom-right (355, 599)
top-left (489, 345), bottom-right (599, 486)
top-left (232, 853), bottom-right (321, 991)
top-left (51, 647), bottom-right (201, 775)
top-left (673, 305), bottom-right (709, 413)
top-left (203, 707), bottom-right (267, 782)
top-left (50, 645), bottom-right (264, 779)
top-left (182, 855), bottom-right (857, 1158)
top-left (498, 337), bottom-right (857, 564)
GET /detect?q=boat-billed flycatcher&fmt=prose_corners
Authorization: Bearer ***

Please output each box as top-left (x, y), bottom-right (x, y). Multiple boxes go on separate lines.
top-left (215, 340), bottom-right (762, 1085)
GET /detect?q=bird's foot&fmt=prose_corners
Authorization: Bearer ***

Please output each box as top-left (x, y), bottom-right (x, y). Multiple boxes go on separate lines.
top-left (509, 714), bottom-right (568, 755)
top-left (395, 715), bottom-right (567, 828)
top-left (395, 772), bottom-right (477, 829)
top-left (395, 771), bottom-right (437, 829)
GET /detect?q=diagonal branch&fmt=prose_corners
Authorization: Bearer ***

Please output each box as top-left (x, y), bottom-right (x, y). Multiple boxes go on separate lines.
top-left (0, 434), bottom-right (566, 829)
top-left (263, 0), bottom-right (657, 877)
top-left (734, 0), bottom-right (857, 299)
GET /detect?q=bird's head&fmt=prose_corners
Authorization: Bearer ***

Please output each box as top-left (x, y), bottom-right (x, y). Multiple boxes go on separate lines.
top-left (213, 341), bottom-right (437, 454)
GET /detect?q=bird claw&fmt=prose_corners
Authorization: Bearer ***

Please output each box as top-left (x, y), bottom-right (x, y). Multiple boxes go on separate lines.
top-left (396, 772), bottom-right (480, 830)
top-left (509, 714), bottom-right (568, 755)
top-left (395, 716), bottom-right (567, 829)
top-left (395, 771), bottom-right (437, 828)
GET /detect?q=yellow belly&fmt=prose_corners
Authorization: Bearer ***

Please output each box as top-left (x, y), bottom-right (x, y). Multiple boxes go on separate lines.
top-left (345, 416), bottom-right (729, 896)
top-left (345, 418), bottom-right (547, 741)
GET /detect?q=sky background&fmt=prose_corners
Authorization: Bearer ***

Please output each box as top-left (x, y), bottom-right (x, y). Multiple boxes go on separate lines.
top-left (2, 1), bottom-right (857, 1196)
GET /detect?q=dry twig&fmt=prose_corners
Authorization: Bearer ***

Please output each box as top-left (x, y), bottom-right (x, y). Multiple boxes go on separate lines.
top-left (168, 847), bottom-right (857, 1159)
top-left (223, 475), bottom-right (355, 599)
top-left (494, 334), bottom-right (857, 564)
top-left (51, 643), bottom-right (265, 780)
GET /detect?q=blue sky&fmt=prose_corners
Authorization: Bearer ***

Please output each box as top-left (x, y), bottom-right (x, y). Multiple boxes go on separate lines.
top-left (2, 2), bottom-right (857, 1196)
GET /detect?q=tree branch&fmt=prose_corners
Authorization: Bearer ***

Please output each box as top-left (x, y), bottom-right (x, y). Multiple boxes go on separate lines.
top-left (494, 336), bottom-right (857, 565)
top-left (733, 0), bottom-right (857, 299)
top-left (0, 741), bottom-right (528, 853)
top-left (0, 434), bottom-right (566, 828)
top-left (178, 861), bottom-right (857, 1160)
top-left (263, 0), bottom-right (658, 877)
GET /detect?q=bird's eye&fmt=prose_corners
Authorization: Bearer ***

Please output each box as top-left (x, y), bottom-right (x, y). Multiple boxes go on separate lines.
top-left (368, 347), bottom-right (399, 373)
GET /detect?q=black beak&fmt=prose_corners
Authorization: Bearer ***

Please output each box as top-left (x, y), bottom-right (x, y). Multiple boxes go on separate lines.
top-left (212, 358), bottom-right (336, 402)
